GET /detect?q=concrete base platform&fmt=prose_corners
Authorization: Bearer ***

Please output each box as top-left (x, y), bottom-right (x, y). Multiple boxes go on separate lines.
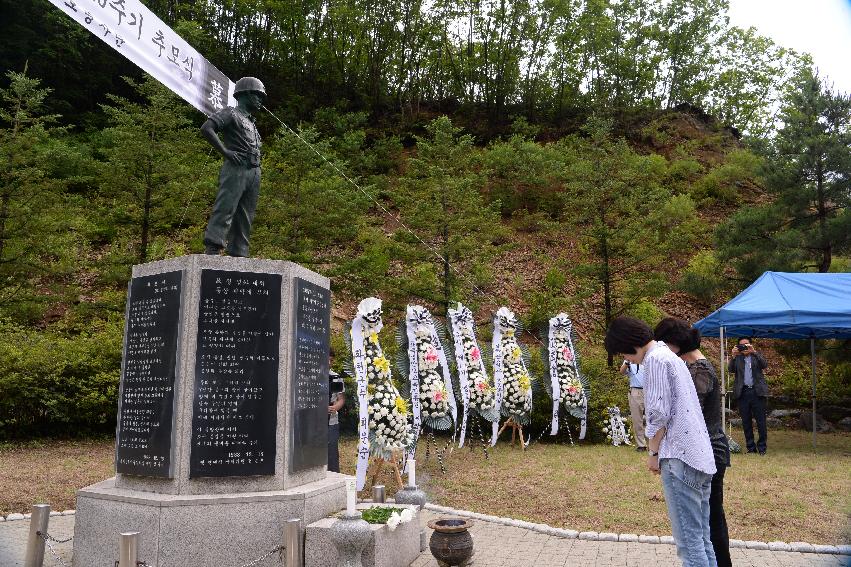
top-left (73, 473), bottom-right (346, 567)
top-left (305, 504), bottom-right (421, 567)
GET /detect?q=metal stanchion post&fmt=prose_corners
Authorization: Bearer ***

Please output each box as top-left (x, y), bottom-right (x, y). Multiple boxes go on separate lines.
top-left (284, 518), bottom-right (303, 567)
top-left (118, 532), bottom-right (140, 567)
top-left (371, 485), bottom-right (385, 504)
top-left (24, 504), bottom-right (51, 567)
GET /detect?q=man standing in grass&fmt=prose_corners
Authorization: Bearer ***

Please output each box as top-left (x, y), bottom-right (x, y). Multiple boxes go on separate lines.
top-left (620, 359), bottom-right (647, 451)
top-left (606, 316), bottom-right (717, 567)
top-left (729, 338), bottom-right (768, 455)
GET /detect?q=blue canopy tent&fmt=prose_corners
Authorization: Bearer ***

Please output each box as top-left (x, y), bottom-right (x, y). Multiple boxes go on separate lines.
top-left (694, 271), bottom-right (851, 447)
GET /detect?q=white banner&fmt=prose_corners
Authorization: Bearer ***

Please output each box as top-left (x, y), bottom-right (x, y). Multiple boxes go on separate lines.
top-left (563, 320), bottom-right (588, 440)
top-left (47, 0), bottom-right (235, 116)
top-left (448, 305), bottom-right (470, 447)
top-left (404, 307), bottom-right (422, 468)
top-left (430, 323), bottom-right (458, 428)
top-left (491, 317), bottom-right (505, 446)
top-left (350, 317), bottom-right (370, 490)
top-left (548, 317), bottom-right (561, 435)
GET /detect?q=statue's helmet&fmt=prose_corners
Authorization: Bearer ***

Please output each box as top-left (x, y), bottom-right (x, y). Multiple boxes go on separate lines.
top-left (233, 77), bottom-right (266, 98)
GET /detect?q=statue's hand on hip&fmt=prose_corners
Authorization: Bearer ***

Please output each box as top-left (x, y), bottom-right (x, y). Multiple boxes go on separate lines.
top-left (224, 149), bottom-right (244, 166)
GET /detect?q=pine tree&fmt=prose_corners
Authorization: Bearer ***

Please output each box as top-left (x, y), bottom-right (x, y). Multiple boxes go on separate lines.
top-left (97, 75), bottom-right (212, 265)
top-left (0, 66), bottom-right (81, 316)
top-left (716, 68), bottom-right (851, 279)
top-left (391, 116), bottom-right (503, 312)
top-left (560, 118), bottom-right (701, 364)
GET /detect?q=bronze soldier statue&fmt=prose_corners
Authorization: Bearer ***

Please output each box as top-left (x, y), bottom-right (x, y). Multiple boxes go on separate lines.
top-left (201, 77), bottom-right (265, 257)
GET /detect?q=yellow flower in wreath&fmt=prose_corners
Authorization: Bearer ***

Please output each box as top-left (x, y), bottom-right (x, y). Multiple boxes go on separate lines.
top-left (373, 356), bottom-right (390, 375)
top-left (518, 374), bottom-right (531, 393)
top-left (394, 396), bottom-right (409, 415)
top-left (510, 346), bottom-right (522, 362)
top-left (368, 331), bottom-right (379, 345)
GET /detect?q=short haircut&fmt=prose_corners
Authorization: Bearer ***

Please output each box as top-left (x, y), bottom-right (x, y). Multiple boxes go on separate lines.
top-left (737, 337), bottom-right (752, 344)
top-left (653, 317), bottom-right (701, 354)
top-left (605, 316), bottom-right (654, 355)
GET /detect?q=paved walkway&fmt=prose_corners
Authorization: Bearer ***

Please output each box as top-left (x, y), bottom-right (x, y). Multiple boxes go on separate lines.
top-left (0, 515), bottom-right (74, 566)
top-left (413, 509), bottom-right (848, 567)
top-left (0, 510), bottom-right (847, 566)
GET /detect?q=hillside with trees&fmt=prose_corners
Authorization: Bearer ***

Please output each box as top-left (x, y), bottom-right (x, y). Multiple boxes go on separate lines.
top-left (0, 0), bottom-right (848, 439)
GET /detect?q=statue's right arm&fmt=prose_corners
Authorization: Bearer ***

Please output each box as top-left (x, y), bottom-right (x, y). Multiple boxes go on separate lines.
top-left (201, 119), bottom-right (242, 165)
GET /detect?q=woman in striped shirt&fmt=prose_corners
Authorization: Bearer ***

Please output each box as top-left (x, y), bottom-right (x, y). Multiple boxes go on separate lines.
top-left (654, 317), bottom-right (731, 567)
top-left (606, 316), bottom-right (717, 567)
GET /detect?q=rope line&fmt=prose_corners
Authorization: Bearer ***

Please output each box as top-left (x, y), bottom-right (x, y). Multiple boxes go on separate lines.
top-left (177, 146), bottom-right (216, 229)
top-left (261, 105), bottom-right (546, 349)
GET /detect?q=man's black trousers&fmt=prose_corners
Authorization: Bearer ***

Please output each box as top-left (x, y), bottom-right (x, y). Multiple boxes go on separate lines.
top-left (739, 388), bottom-right (767, 453)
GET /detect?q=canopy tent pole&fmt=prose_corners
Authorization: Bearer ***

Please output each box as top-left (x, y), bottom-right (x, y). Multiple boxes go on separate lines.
top-left (720, 326), bottom-right (727, 436)
top-left (811, 338), bottom-right (817, 449)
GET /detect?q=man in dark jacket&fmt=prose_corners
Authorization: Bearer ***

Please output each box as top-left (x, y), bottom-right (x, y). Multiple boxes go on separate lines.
top-left (728, 338), bottom-right (769, 454)
top-left (327, 367), bottom-right (346, 473)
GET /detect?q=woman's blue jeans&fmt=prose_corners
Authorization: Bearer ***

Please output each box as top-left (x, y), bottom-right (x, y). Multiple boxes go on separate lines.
top-left (660, 458), bottom-right (717, 567)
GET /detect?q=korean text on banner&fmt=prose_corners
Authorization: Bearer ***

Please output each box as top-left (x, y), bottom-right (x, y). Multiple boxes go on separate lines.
top-left (47, 0), bottom-right (235, 116)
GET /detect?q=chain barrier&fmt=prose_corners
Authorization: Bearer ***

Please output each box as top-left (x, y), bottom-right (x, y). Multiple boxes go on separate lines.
top-left (233, 544), bottom-right (285, 567)
top-left (37, 531), bottom-right (71, 567)
top-left (112, 544), bottom-right (283, 567)
top-left (38, 530), bottom-right (73, 544)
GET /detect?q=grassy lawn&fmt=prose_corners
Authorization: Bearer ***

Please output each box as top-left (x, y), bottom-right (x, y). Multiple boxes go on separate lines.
top-left (0, 438), bottom-right (115, 516)
top-left (2, 431), bottom-right (848, 545)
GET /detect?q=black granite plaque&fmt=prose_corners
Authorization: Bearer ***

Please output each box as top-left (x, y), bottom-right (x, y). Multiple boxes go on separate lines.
top-left (190, 270), bottom-right (282, 477)
top-left (116, 270), bottom-right (183, 477)
top-left (290, 278), bottom-right (332, 472)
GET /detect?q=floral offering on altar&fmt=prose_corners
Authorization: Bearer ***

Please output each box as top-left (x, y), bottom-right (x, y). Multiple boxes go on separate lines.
top-left (397, 305), bottom-right (455, 431)
top-left (348, 298), bottom-right (414, 459)
top-left (493, 307), bottom-right (533, 425)
top-left (547, 313), bottom-right (589, 414)
top-left (448, 303), bottom-right (497, 420)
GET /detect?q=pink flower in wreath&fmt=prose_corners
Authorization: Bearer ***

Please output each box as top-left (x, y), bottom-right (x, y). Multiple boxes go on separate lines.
top-left (433, 390), bottom-right (445, 403)
top-left (476, 381), bottom-right (488, 392)
top-left (567, 386), bottom-right (578, 394)
top-left (425, 348), bottom-right (439, 364)
top-left (561, 346), bottom-right (574, 362)
top-left (470, 347), bottom-right (481, 361)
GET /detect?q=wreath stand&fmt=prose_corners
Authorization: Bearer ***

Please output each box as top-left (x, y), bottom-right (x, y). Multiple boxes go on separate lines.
top-left (465, 414), bottom-right (491, 459)
top-left (495, 417), bottom-right (526, 450)
top-left (368, 452), bottom-right (404, 490)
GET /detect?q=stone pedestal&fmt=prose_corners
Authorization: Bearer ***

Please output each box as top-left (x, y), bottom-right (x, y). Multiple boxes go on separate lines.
top-left (73, 255), bottom-right (345, 567)
top-left (305, 505), bottom-right (421, 567)
top-left (75, 474), bottom-right (346, 566)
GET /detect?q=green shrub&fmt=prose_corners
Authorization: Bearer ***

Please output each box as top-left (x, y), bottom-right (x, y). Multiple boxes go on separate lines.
top-left (690, 149), bottom-right (762, 204)
top-left (625, 300), bottom-right (664, 328)
top-left (679, 250), bottom-right (724, 302)
top-left (0, 317), bottom-right (122, 438)
top-left (775, 358), bottom-right (851, 406)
